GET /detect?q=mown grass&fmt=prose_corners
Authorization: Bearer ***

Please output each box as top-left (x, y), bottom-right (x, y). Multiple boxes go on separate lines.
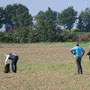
top-left (0, 42), bottom-right (89, 48)
top-left (0, 42), bottom-right (90, 90)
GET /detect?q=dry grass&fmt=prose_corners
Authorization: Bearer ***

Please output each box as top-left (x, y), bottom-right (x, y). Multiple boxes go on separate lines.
top-left (0, 43), bottom-right (90, 90)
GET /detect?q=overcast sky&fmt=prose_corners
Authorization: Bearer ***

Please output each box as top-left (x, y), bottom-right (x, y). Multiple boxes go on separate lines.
top-left (0, 0), bottom-right (90, 16)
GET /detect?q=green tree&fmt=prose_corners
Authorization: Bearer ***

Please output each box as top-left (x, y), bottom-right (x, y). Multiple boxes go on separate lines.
top-left (77, 11), bottom-right (85, 31)
top-left (77, 8), bottom-right (90, 32)
top-left (0, 7), bottom-right (4, 28)
top-left (5, 4), bottom-right (16, 30)
top-left (16, 4), bottom-right (33, 28)
top-left (35, 7), bottom-right (58, 42)
top-left (5, 4), bottom-right (33, 31)
top-left (45, 7), bottom-right (57, 23)
top-left (35, 11), bottom-right (47, 41)
top-left (58, 6), bottom-right (77, 31)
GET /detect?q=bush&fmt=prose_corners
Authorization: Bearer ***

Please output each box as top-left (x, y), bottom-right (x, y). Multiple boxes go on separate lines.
top-left (60, 30), bottom-right (78, 42)
top-left (0, 28), bottom-right (78, 43)
top-left (78, 33), bottom-right (90, 41)
top-left (0, 31), bottom-right (6, 42)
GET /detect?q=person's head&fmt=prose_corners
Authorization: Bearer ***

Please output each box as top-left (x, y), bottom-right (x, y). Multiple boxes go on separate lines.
top-left (75, 42), bottom-right (79, 46)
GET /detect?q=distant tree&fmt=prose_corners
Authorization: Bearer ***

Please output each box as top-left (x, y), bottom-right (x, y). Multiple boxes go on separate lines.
top-left (58, 6), bottom-right (77, 31)
top-left (77, 11), bottom-right (85, 31)
top-left (35, 11), bottom-right (48, 41)
top-left (35, 7), bottom-right (58, 42)
top-left (0, 7), bottom-right (4, 28)
top-left (45, 8), bottom-right (58, 41)
top-left (45, 7), bottom-right (57, 24)
top-left (5, 4), bottom-right (33, 31)
top-left (16, 4), bottom-right (33, 28)
top-left (77, 8), bottom-right (90, 32)
top-left (4, 4), bottom-right (16, 31)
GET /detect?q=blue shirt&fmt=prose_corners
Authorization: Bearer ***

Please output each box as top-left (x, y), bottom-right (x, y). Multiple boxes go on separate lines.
top-left (72, 46), bottom-right (85, 57)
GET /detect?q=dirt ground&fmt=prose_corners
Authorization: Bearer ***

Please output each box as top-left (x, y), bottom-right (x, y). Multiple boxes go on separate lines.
top-left (0, 43), bottom-right (90, 90)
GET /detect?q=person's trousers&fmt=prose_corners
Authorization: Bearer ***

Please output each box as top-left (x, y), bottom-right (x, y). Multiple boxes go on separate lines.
top-left (75, 57), bottom-right (83, 74)
top-left (11, 56), bottom-right (18, 73)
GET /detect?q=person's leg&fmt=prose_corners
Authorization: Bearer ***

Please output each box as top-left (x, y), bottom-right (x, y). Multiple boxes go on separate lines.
top-left (75, 57), bottom-right (82, 74)
top-left (75, 57), bottom-right (80, 74)
top-left (12, 56), bottom-right (18, 73)
top-left (14, 56), bottom-right (18, 72)
top-left (12, 63), bottom-right (16, 73)
top-left (11, 60), bottom-right (14, 72)
top-left (78, 57), bottom-right (83, 74)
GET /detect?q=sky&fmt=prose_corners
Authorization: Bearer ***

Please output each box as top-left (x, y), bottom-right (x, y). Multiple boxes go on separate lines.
top-left (0, 0), bottom-right (90, 16)
top-left (0, 0), bottom-right (90, 30)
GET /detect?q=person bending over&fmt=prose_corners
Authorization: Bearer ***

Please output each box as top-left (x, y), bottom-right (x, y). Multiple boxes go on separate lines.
top-left (5, 53), bottom-right (19, 73)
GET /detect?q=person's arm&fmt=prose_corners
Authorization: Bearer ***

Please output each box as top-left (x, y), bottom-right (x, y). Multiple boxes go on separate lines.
top-left (5, 55), bottom-right (9, 66)
top-left (70, 49), bottom-right (75, 55)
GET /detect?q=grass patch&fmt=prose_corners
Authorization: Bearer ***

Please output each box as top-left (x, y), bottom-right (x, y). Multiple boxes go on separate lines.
top-left (0, 42), bottom-right (89, 48)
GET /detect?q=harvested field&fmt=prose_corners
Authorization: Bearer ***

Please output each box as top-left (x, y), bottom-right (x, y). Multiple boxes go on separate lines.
top-left (0, 42), bottom-right (90, 90)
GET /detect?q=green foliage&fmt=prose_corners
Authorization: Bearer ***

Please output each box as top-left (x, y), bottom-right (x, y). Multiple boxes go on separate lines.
top-left (35, 7), bottom-right (58, 42)
top-left (4, 4), bottom-right (33, 30)
top-left (77, 8), bottom-right (90, 32)
top-left (1, 5), bottom-right (90, 43)
top-left (14, 27), bottom-right (30, 43)
top-left (77, 11), bottom-right (85, 31)
top-left (16, 4), bottom-right (33, 28)
top-left (58, 6), bottom-right (77, 30)
top-left (5, 31), bottom-right (15, 43)
top-left (0, 7), bottom-right (4, 28)
top-left (13, 27), bottom-right (35, 43)
top-left (59, 30), bottom-right (78, 42)
top-left (0, 31), bottom-right (6, 42)
top-left (0, 27), bottom-right (32, 43)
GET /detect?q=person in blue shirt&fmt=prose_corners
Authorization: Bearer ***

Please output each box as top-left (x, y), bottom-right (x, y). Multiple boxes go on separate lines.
top-left (70, 42), bottom-right (85, 74)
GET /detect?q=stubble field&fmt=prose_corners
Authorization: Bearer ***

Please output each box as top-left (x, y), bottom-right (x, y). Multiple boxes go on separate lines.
top-left (0, 42), bottom-right (90, 90)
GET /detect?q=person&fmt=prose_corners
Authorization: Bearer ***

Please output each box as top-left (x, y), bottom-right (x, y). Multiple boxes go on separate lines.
top-left (70, 42), bottom-right (85, 74)
top-left (87, 50), bottom-right (90, 60)
top-left (5, 53), bottom-right (19, 73)
top-left (87, 45), bottom-right (90, 60)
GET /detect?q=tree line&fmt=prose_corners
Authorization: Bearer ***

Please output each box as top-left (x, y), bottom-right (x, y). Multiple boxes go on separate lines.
top-left (0, 4), bottom-right (90, 43)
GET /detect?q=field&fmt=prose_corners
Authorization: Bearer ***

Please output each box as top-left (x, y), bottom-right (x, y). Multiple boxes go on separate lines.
top-left (0, 42), bottom-right (90, 90)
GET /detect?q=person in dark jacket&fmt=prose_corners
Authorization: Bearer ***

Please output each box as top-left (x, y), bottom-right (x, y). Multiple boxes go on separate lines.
top-left (87, 45), bottom-right (90, 60)
top-left (87, 50), bottom-right (90, 59)
top-left (5, 53), bottom-right (19, 73)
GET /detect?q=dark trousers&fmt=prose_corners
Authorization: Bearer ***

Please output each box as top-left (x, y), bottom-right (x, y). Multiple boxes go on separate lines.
top-left (11, 56), bottom-right (18, 73)
top-left (75, 57), bottom-right (83, 74)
